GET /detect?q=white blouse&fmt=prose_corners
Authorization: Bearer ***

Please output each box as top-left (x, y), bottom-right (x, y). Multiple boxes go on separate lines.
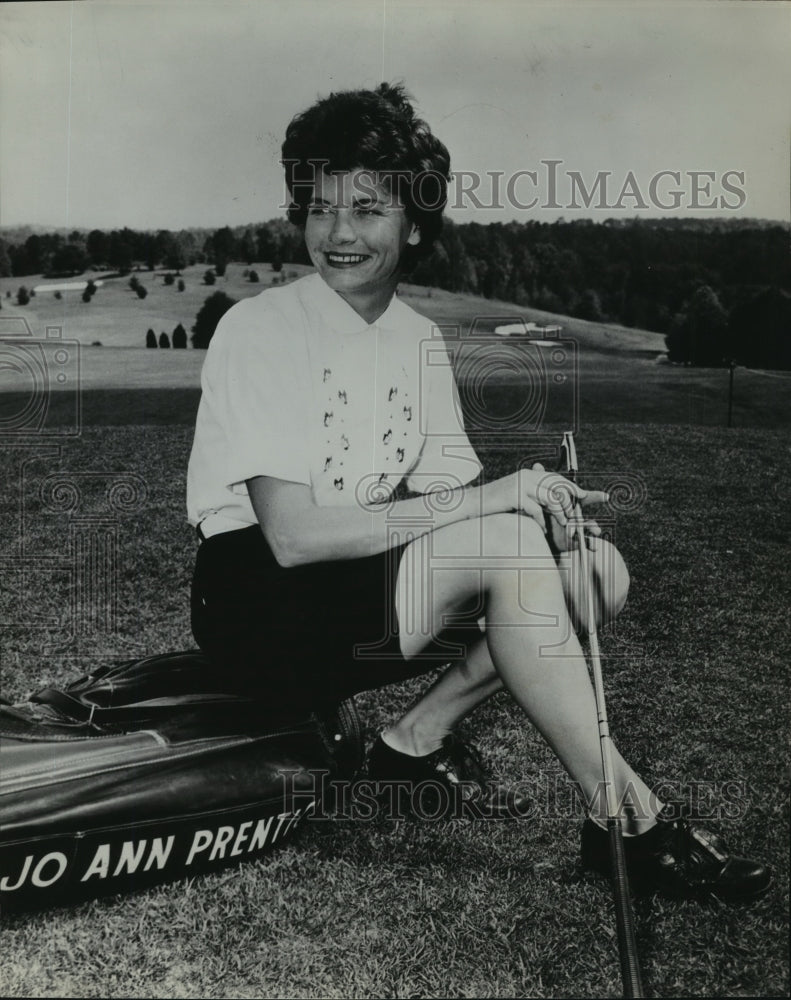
top-left (187, 273), bottom-right (482, 537)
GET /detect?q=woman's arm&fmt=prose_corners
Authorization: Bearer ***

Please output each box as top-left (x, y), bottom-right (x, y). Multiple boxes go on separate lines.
top-left (247, 470), bottom-right (608, 567)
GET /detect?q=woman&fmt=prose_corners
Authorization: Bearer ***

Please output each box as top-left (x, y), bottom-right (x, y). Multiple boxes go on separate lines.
top-left (187, 83), bottom-right (768, 901)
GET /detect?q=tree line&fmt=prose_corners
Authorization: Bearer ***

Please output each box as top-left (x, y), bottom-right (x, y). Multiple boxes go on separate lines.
top-left (1, 216), bottom-right (788, 367)
top-left (413, 217), bottom-right (790, 368)
top-left (0, 220), bottom-right (304, 281)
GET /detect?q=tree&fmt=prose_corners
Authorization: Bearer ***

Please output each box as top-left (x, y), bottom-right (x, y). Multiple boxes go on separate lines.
top-left (177, 279), bottom-right (185, 292)
top-left (256, 225), bottom-right (279, 263)
top-left (728, 287), bottom-right (791, 370)
top-left (0, 239), bottom-right (14, 277)
top-left (165, 247), bottom-right (186, 273)
top-left (575, 288), bottom-right (606, 322)
top-left (10, 244), bottom-right (34, 277)
top-left (87, 229), bottom-right (109, 268)
top-left (146, 329), bottom-right (157, 348)
top-left (22, 234), bottom-right (52, 275)
top-left (108, 231), bottom-right (134, 274)
top-left (241, 228), bottom-right (257, 265)
top-left (176, 230), bottom-right (199, 266)
top-left (442, 225), bottom-right (475, 293)
top-left (211, 226), bottom-right (236, 272)
top-left (271, 257), bottom-right (283, 273)
top-left (129, 275), bottom-right (140, 291)
top-left (50, 243), bottom-right (88, 276)
top-left (249, 269), bottom-right (260, 283)
top-left (533, 285), bottom-right (565, 314)
top-left (191, 291), bottom-right (237, 348)
top-left (172, 323), bottom-right (187, 348)
top-left (204, 269), bottom-right (216, 285)
top-left (164, 273), bottom-right (175, 286)
top-left (154, 230), bottom-right (176, 269)
top-left (665, 285), bottom-right (729, 366)
top-left (17, 286), bottom-right (30, 305)
top-left (136, 285), bottom-right (148, 299)
top-left (159, 332), bottom-right (171, 348)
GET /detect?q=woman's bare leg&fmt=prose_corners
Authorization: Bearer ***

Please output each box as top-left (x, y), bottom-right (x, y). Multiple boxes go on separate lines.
top-left (394, 513), bottom-right (660, 833)
top-left (386, 534), bottom-right (630, 750)
top-left (383, 636), bottom-right (502, 756)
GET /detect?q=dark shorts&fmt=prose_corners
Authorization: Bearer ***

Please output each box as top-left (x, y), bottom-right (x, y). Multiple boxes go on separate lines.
top-left (190, 525), bottom-right (477, 714)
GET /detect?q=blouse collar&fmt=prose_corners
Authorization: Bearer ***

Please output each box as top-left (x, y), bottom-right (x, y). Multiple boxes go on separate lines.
top-left (302, 272), bottom-right (410, 336)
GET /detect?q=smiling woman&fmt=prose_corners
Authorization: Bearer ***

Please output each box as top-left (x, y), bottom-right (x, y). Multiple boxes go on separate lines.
top-left (184, 82), bottom-right (770, 905)
top-left (304, 169), bottom-right (421, 323)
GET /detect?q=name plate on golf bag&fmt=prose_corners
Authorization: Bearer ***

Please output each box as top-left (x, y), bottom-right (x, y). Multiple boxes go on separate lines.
top-left (0, 650), bottom-right (364, 913)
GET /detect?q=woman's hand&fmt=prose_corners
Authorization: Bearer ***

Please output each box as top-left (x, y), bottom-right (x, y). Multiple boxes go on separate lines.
top-left (490, 463), bottom-right (608, 551)
top-left (534, 462), bottom-right (604, 551)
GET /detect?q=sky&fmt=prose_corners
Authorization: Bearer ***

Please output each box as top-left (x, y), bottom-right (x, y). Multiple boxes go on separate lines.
top-left (1, 0), bottom-right (789, 231)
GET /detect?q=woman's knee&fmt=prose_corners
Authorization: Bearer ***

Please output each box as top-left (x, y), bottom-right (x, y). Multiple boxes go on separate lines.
top-left (558, 539), bottom-right (630, 632)
top-left (477, 512), bottom-right (552, 558)
top-left (395, 513), bottom-right (553, 656)
top-left (413, 512), bottom-right (550, 563)
top-left (604, 541), bottom-right (630, 620)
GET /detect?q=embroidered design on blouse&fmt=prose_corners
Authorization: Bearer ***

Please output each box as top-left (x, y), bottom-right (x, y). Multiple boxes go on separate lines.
top-left (338, 389), bottom-right (347, 404)
top-left (403, 405), bottom-right (412, 421)
top-left (323, 368), bottom-right (331, 382)
top-left (340, 434), bottom-right (349, 450)
top-left (334, 477), bottom-right (344, 491)
top-left (383, 428), bottom-right (392, 444)
top-left (324, 457), bottom-right (332, 471)
top-left (388, 386), bottom-right (398, 401)
top-left (324, 411), bottom-right (333, 426)
top-left (396, 447), bottom-right (405, 463)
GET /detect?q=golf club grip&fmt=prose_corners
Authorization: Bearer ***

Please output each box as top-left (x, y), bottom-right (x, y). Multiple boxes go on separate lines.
top-left (608, 818), bottom-right (645, 998)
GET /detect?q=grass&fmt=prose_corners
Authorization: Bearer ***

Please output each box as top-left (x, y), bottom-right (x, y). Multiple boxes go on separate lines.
top-left (1, 262), bottom-right (659, 354)
top-left (0, 277), bottom-right (789, 996)
top-left (0, 263), bottom-right (315, 349)
top-left (0, 421), bottom-right (788, 998)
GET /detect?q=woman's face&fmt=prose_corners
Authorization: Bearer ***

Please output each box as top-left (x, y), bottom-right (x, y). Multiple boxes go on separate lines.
top-left (304, 168), bottom-right (420, 314)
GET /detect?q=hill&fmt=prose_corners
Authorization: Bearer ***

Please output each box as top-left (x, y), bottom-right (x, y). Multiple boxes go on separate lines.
top-left (1, 267), bottom-right (788, 431)
top-left (0, 262), bottom-right (664, 354)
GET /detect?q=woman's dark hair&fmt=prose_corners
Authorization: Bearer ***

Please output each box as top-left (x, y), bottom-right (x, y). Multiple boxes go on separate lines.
top-left (281, 82), bottom-right (451, 268)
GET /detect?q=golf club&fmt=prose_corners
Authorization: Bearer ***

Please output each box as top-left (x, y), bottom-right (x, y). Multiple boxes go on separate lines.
top-left (561, 430), bottom-right (645, 999)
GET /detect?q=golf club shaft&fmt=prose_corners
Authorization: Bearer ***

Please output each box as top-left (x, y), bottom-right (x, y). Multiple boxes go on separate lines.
top-left (564, 433), bottom-right (644, 999)
top-left (572, 507), bottom-right (644, 998)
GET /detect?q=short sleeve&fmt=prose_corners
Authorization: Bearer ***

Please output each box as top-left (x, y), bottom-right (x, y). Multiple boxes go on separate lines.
top-left (405, 342), bottom-right (482, 494)
top-left (200, 299), bottom-right (311, 492)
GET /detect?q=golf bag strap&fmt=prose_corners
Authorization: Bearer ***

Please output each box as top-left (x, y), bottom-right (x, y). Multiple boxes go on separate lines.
top-left (31, 687), bottom-right (245, 729)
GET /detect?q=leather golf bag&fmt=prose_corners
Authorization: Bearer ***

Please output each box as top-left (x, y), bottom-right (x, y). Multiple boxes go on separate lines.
top-left (0, 650), bottom-right (364, 913)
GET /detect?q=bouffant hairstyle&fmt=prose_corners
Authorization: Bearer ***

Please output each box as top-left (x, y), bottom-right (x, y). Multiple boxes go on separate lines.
top-left (281, 82), bottom-right (451, 268)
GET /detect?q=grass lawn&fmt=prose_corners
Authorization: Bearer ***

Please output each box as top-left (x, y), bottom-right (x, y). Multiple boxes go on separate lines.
top-left (1, 262), bottom-right (663, 354)
top-left (0, 418), bottom-right (788, 998)
top-left (1, 275), bottom-right (789, 996)
top-left (0, 263), bottom-right (315, 350)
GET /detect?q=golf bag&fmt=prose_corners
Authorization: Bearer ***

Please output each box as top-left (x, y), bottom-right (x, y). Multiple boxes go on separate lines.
top-left (0, 650), bottom-right (364, 913)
